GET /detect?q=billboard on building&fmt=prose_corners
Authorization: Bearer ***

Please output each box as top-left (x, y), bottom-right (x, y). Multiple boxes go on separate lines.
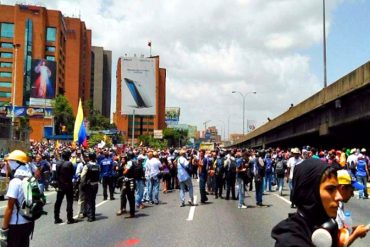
top-left (121, 57), bottom-right (156, 115)
top-left (30, 59), bottom-right (56, 107)
top-left (165, 107), bottom-right (180, 125)
top-left (247, 120), bottom-right (256, 132)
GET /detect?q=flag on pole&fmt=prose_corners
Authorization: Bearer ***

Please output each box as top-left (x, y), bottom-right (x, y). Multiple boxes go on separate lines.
top-left (73, 99), bottom-right (87, 146)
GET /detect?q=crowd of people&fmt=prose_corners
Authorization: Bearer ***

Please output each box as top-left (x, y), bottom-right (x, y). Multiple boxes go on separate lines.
top-left (0, 140), bottom-right (369, 246)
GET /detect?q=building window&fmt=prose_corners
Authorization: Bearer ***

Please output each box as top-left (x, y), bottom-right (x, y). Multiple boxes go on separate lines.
top-left (0, 62), bottom-right (12, 68)
top-left (0, 52), bottom-right (13, 58)
top-left (45, 46), bottom-right (56, 52)
top-left (0, 72), bottom-right (12, 78)
top-left (0, 42), bottom-right (13, 48)
top-left (0, 82), bottom-right (11, 88)
top-left (0, 92), bottom-right (11, 98)
top-left (46, 55), bottom-right (55, 61)
top-left (0, 23), bottom-right (14, 38)
top-left (46, 27), bottom-right (56, 42)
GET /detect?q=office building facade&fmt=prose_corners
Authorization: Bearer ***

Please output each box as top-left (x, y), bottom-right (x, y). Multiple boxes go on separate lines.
top-left (91, 46), bottom-right (111, 118)
top-left (113, 56), bottom-right (166, 142)
top-left (0, 3), bottom-right (91, 140)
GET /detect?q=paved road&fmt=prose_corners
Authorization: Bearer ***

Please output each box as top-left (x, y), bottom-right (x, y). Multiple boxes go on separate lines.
top-left (0, 180), bottom-right (369, 247)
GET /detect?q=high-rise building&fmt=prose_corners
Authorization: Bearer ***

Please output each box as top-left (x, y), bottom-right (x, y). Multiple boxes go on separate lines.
top-left (0, 4), bottom-right (91, 140)
top-left (91, 46), bottom-right (111, 118)
top-left (113, 56), bottom-right (166, 142)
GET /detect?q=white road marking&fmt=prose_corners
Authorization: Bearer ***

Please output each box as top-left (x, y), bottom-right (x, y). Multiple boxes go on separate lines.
top-left (272, 193), bottom-right (291, 205)
top-left (186, 195), bottom-right (197, 221)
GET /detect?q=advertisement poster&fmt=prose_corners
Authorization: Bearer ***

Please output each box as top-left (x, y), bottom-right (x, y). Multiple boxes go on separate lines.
top-left (247, 120), bottom-right (256, 132)
top-left (6, 106), bottom-right (53, 118)
top-left (30, 59), bottom-right (56, 107)
top-left (165, 107), bottom-right (180, 125)
top-left (121, 57), bottom-right (156, 115)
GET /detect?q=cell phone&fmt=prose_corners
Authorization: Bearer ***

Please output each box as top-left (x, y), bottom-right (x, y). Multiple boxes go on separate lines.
top-left (124, 78), bottom-right (152, 108)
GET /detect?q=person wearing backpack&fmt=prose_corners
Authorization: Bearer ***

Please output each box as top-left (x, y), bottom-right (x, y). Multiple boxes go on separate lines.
top-left (0, 150), bottom-right (39, 247)
top-left (80, 152), bottom-right (100, 222)
top-left (264, 153), bottom-right (274, 192)
top-left (274, 153), bottom-right (287, 196)
top-left (214, 151), bottom-right (225, 199)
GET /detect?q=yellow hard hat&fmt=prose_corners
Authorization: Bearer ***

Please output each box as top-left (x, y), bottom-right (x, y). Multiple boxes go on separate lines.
top-left (6, 150), bottom-right (29, 164)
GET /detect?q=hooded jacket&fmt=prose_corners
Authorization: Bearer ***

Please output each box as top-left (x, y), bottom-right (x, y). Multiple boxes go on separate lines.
top-left (271, 158), bottom-right (338, 246)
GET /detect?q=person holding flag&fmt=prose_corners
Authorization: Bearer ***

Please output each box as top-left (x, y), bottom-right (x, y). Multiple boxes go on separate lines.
top-left (73, 99), bottom-right (88, 147)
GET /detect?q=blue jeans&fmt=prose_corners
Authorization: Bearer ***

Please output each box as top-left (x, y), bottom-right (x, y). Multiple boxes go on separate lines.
top-left (276, 177), bottom-right (284, 195)
top-left (255, 179), bottom-right (263, 204)
top-left (135, 180), bottom-right (145, 206)
top-left (288, 178), bottom-right (293, 203)
top-left (179, 178), bottom-right (194, 203)
top-left (356, 175), bottom-right (368, 198)
top-left (237, 177), bottom-right (245, 206)
top-left (264, 173), bottom-right (273, 192)
top-left (149, 176), bottom-right (160, 203)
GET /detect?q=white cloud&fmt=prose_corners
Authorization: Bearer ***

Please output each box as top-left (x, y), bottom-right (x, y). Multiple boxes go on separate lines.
top-left (3, 0), bottom-right (346, 136)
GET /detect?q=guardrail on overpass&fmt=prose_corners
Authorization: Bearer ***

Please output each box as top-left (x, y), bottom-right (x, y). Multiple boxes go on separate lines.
top-left (231, 61), bottom-right (370, 148)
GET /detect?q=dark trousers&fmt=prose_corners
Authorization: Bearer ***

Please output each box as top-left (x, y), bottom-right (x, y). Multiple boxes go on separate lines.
top-left (215, 175), bottom-right (224, 197)
top-left (226, 175), bottom-right (236, 199)
top-left (255, 179), bottom-right (263, 204)
top-left (102, 177), bottom-right (114, 199)
top-left (199, 176), bottom-right (208, 202)
top-left (8, 222), bottom-right (34, 247)
top-left (120, 186), bottom-right (135, 216)
top-left (85, 184), bottom-right (98, 220)
top-left (54, 189), bottom-right (74, 220)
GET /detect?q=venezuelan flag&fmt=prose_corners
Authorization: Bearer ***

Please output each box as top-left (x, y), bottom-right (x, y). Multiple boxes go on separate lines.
top-left (73, 99), bottom-right (87, 146)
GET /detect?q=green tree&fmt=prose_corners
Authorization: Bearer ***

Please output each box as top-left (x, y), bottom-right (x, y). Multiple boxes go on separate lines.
top-left (52, 95), bottom-right (74, 135)
top-left (138, 134), bottom-right (167, 149)
top-left (163, 128), bottom-right (188, 147)
top-left (85, 100), bottom-right (115, 130)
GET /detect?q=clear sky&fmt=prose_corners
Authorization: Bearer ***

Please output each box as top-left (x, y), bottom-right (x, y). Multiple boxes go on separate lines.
top-left (3, 0), bottom-right (370, 137)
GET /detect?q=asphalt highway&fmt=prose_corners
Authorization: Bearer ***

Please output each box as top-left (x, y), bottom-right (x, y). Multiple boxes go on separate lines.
top-left (0, 181), bottom-right (369, 247)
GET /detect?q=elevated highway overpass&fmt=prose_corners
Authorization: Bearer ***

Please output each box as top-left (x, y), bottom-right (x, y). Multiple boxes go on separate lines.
top-left (231, 61), bottom-right (370, 149)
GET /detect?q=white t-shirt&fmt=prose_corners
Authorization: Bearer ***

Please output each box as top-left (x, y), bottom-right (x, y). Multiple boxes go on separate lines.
top-left (287, 157), bottom-right (302, 180)
top-left (146, 158), bottom-right (161, 178)
top-left (6, 178), bottom-right (31, 225)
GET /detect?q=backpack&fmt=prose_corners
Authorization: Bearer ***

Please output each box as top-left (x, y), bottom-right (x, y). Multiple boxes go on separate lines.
top-left (275, 160), bottom-right (285, 176)
top-left (264, 158), bottom-right (273, 173)
top-left (16, 176), bottom-right (47, 222)
top-left (179, 157), bottom-right (192, 175)
top-left (215, 158), bottom-right (224, 176)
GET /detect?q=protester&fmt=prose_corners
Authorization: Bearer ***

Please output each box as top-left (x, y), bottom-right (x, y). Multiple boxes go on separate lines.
top-left (272, 159), bottom-right (342, 246)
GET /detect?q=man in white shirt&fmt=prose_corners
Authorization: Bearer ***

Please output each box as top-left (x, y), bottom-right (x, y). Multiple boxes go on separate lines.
top-left (287, 147), bottom-right (302, 208)
top-left (146, 151), bottom-right (162, 204)
top-left (1, 150), bottom-right (34, 247)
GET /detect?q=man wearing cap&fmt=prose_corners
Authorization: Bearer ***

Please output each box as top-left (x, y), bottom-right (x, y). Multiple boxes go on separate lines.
top-left (287, 147), bottom-right (302, 208)
top-left (336, 170), bottom-right (369, 246)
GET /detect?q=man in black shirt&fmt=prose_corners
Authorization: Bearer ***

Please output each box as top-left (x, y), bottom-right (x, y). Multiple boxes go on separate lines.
top-left (54, 149), bottom-right (76, 224)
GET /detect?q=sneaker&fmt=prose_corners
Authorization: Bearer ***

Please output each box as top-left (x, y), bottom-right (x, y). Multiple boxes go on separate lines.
top-left (238, 205), bottom-right (247, 209)
top-left (188, 200), bottom-right (194, 206)
top-left (87, 218), bottom-right (95, 222)
top-left (139, 204), bottom-right (145, 209)
top-left (110, 197), bottom-right (115, 200)
top-left (180, 202), bottom-right (185, 207)
top-left (54, 218), bottom-right (63, 224)
top-left (78, 213), bottom-right (86, 219)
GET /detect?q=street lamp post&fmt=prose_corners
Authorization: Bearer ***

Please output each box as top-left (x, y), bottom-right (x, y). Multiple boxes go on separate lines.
top-left (232, 91), bottom-right (256, 135)
top-left (11, 43), bottom-right (21, 140)
top-left (323, 0), bottom-right (327, 88)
